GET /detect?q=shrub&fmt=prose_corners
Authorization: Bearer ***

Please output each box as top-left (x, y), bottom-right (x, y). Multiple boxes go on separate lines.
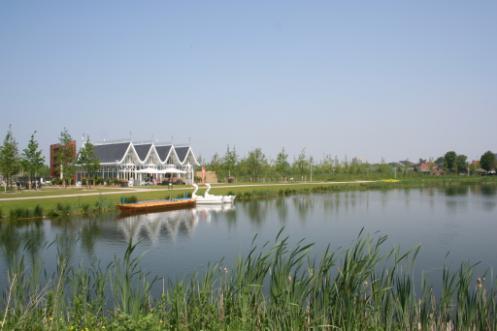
top-left (81, 203), bottom-right (91, 216)
top-left (48, 203), bottom-right (72, 218)
top-left (33, 205), bottom-right (43, 217)
top-left (9, 208), bottom-right (32, 220)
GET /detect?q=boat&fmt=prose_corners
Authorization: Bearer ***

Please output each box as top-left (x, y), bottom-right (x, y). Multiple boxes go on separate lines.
top-left (116, 199), bottom-right (196, 215)
top-left (192, 183), bottom-right (236, 204)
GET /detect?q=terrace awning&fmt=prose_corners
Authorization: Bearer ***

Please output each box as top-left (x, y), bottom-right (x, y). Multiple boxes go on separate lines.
top-left (136, 167), bottom-right (160, 174)
top-left (158, 168), bottom-right (187, 174)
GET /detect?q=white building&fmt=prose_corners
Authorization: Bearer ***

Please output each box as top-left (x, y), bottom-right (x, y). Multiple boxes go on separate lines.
top-left (79, 141), bottom-right (199, 185)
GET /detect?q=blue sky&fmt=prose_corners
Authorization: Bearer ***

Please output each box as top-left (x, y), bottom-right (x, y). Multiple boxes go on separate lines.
top-left (1, 1), bottom-right (496, 163)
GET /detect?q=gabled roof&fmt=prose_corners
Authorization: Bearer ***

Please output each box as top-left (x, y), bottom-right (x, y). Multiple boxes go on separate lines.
top-left (175, 146), bottom-right (190, 163)
top-left (134, 144), bottom-right (152, 162)
top-left (90, 141), bottom-right (198, 166)
top-left (94, 142), bottom-right (131, 163)
top-left (175, 146), bottom-right (200, 166)
top-left (155, 145), bottom-right (172, 162)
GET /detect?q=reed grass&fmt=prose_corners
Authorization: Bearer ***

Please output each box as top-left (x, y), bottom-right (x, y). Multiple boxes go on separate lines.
top-left (1, 230), bottom-right (497, 330)
top-left (6, 205), bottom-right (44, 221)
top-left (2, 196), bottom-right (115, 221)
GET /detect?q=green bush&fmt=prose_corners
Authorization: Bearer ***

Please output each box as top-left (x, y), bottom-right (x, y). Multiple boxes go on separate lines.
top-left (33, 205), bottom-right (43, 217)
top-left (9, 208), bottom-right (32, 220)
top-left (81, 203), bottom-right (91, 216)
top-left (47, 203), bottom-right (72, 218)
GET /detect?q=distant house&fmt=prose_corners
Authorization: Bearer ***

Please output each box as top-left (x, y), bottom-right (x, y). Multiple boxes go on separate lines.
top-left (414, 161), bottom-right (444, 176)
top-left (415, 162), bottom-right (431, 174)
top-left (431, 164), bottom-right (444, 176)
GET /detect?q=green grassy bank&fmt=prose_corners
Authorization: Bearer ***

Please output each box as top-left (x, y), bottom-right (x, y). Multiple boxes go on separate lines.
top-left (1, 232), bottom-right (497, 330)
top-left (0, 176), bottom-right (496, 220)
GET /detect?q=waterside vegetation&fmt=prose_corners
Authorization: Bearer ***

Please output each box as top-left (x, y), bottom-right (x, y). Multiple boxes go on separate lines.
top-left (1, 231), bottom-right (497, 330)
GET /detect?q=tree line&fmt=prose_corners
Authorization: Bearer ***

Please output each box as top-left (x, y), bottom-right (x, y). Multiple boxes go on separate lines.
top-left (0, 126), bottom-right (100, 190)
top-left (1, 126), bottom-right (496, 188)
top-left (206, 146), bottom-right (497, 182)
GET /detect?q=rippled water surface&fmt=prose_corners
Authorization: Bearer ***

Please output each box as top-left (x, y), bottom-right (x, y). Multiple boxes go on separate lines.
top-left (1, 186), bottom-right (497, 289)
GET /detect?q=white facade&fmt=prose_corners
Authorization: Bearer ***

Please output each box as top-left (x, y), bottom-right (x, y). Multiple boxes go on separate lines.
top-left (78, 141), bottom-right (199, 185)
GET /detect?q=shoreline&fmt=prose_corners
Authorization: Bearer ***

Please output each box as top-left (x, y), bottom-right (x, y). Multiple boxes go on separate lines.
top-left (1, 176), bottom-right (496, 220)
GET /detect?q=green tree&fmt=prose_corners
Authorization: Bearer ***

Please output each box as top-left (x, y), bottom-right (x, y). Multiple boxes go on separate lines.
top-left (378, 158), bottom-right (391, 176)
top-left (223, 145), bottom-right (238, 179)
top-left (293, 149), bottom-right (309, 181)
top-left (435, 157), bottom-right (445, 168)
top-left (455, 154), bottom-right (468, 174)
top-left (245, 148), bottom-right (267, 181)
top-left (321, 154), bottom-right (334, 178)
top-left (480, 151), bottom-right (496, 172)
top-left (77, 137), bottom-right (100, 187)
top-left (208, 153), bottom-right (223, 178)
top-left (469, 160), bottom-right (479, 175)
top-left (0, 126), bottom-right (20, 190)
top-left (444, 151), bottom-right (457, 173)
top-left (57, 128), bottom-right (76, 186)
top-left (21, 131), bottom-right (45, 189)
top-left (275, 148), bottom-right (290, 179)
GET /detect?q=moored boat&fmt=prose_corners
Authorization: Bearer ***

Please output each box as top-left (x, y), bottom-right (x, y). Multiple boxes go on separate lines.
top-left (117, 199), bottom-right (196, 215)
top-left (192, 183), bottom-right (236, 204)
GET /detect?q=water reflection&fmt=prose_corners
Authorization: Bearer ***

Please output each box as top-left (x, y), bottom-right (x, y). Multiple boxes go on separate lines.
top-left (444, 185), bottom-right (469, 196)
top-left (0, 221), bottom-right (23, 267)
top-left (1, 222), bottom-right (46, 267)
top-left (23, 222), bottom-right (45, 266)
top-left (194, 205), bottom-right (235, 224)
top-left (241, 200), bottom-right (270, 225)
top-left (1, 186), bottom-right (497, 292)
top-left (81, 219), bottom-right (102, 256)
top-left (292, 195), bottom-right (313, 221)
top-left (56, 227), bottom-right (77, 261)
top-left (480, 185), bottom-right (497, 197)
top-left (275, 198), bottom-right (288, 223)
top-left (118, 205), bottom-right (236, 244)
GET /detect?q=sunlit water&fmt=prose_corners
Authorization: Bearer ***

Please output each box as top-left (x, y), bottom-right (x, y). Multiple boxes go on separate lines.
top-left (1, 185), bottom-right (496, 292)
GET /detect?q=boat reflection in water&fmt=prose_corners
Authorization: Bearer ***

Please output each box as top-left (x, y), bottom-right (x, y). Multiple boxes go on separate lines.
top-left (117, 204), bottom-right (235, 244)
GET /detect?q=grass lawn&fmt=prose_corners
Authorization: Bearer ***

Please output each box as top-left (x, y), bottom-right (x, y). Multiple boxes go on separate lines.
top-left (0, 186), bottom-right (126, 197)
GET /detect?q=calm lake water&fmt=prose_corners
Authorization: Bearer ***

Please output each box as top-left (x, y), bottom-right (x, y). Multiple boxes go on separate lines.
top-left (1, 185), bottom-right (497, 291)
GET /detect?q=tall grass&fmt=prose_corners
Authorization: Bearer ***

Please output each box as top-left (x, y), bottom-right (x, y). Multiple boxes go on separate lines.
top-left (1, 231), bottom-right (497, 330)
top-left (6, 205), bottom-right (44, 221)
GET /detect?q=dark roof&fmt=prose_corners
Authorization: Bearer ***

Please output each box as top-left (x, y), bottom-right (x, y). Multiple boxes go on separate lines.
top-left (94, 142), bottom-right (130, 163)
top-left (175, 146), bottom-right (190, 162)
top-left (155, 145), bottom-right (172, 162)
top-left (134, 144), bottom-right (152, 161)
